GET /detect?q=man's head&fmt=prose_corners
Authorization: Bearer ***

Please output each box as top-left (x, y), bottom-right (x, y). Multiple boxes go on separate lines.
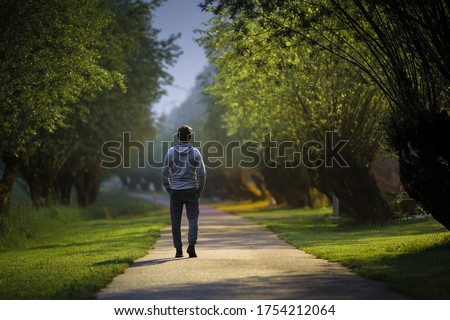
top-left (177, 125), bottom-right (193, 142)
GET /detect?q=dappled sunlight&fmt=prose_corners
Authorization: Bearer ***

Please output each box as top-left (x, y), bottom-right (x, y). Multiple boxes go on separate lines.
top-left (214, 200), bottom-right (273, 213)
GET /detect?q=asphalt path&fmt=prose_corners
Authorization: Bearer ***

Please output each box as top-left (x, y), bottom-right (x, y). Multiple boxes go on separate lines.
top-left (96, 195), bottom-right (404, 300)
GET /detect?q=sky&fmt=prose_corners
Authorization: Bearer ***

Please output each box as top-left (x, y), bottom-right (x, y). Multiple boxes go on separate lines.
top-left (152, 0), bottom-right (212, 116)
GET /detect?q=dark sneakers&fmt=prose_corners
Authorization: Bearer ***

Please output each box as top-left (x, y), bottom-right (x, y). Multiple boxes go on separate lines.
top-left (187, 245), bottom-right (197, 258)
top-left (175, 247), bottom-right (183, 258)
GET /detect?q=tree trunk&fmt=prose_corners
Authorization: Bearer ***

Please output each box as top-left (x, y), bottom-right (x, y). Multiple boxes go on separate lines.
top-left (317, 162), bottom-right (393, 223)
top-left (26, 174), bottom-right (45, 207)
top-left (56, 169), bottom-right (75, 205)
top-left (396, 111), bottom-right (450, 230)
top-left (74, 165), bottom-right (102, 207)
top-left (0, 153), bottom-right (20, 215)
top-left (261, 166), bottom-right (312, 207)
top-left (21, 153), bottom-right (59, 207)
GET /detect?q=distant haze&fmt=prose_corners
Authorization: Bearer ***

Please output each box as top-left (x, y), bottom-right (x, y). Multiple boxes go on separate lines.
top-left (152, 0), bottom-right (211, 116)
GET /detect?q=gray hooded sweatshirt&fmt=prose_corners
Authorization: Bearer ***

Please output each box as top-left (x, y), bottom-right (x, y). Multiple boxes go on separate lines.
top-left (161, 143), bottom-right (206, 192)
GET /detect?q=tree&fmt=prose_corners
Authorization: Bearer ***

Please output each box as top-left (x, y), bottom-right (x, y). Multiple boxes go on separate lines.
top-left (18, 0), bottom-right (181, 207)
top-left (201, 87), bottom-right (269, 202)
top-left (338, 0), bottom-right (450, 229)
top-left (199, 6), bottom-right (392, 221)
top-left (201, 0), bottom-right (450, 229)
top-left (0, 0), bottom-right (121, 213)
top-left (66, 0), bottom-right (180, 207)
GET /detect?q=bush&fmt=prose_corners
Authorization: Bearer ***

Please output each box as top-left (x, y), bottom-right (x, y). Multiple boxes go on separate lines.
top-left (0, 190), bottom-right (159, 249)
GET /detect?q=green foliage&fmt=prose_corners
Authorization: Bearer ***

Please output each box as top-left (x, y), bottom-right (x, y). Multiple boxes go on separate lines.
top-left (201, 2), bottom-right (386, 154)
top-left (61, 0), bottom-right (181, 186)
top-left (2, 0), bottom-right (181, 210)
top-left (0, 0), bottom-right (119, 155)
top-left (199, 2), bottom-right (393, 220)
top-left (0, 0), bottom-right (120, 213)
top-left (201, 0), bottom-right (450, 229)
top-left (0, 191), bottom-right (170, 299)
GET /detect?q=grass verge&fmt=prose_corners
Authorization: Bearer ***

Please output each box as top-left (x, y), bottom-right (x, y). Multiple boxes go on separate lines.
top-left (0, 190), bottom-right (170, 299)
top-left (216, 202), bottom-right (450, 299)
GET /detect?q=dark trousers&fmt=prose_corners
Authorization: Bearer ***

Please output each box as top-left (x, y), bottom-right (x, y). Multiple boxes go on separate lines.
top-left (169, 188), bottom-right (199, 248)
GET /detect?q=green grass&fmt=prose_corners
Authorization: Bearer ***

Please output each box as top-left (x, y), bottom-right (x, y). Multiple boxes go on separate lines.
top-left (217, 204), bottom-right (450, 299)
top-left (0, 190), bottom-right (170, 299)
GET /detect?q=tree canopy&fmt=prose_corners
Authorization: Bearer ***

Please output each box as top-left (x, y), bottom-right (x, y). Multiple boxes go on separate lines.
top-left (0, 0), bottom-right (180, 212)
top-left (200, 0), bottom-right (450, 229)
top-left (199, 1), bottom-right (392, 221)
top-left (0, 0), bottom-right (121, 155)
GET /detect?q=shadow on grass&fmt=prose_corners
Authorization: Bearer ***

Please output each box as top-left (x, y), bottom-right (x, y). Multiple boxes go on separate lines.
top-left (93, 258), bottom-right (135, 266)
top-left (352, 239), bottom-right (450, 299)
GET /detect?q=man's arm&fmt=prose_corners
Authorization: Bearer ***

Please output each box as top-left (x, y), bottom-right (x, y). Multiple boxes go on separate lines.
top-left (161, 150), bottom-right (171, 192)
top-left (196, 150), bottom-right (206, 196)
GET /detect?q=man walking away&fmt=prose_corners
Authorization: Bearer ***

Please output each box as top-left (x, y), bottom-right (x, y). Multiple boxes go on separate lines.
top-left (161, 125), bottom-right (206, 258)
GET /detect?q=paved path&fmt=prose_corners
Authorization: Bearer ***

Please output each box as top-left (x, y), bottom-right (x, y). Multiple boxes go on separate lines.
top-left (97, 196), bottom-right (404, 300)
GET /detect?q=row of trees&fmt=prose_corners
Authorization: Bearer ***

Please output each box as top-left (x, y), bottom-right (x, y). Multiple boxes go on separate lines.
top-left (0, 0), bottom-right (180, 213)
top-left (198, 0), bottom-right (450, 229)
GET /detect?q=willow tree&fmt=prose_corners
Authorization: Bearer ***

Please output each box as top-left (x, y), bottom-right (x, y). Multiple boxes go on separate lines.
top-left (200, 4), bottom-right (392, 221)
top-left (201, 0), bottom-right (450, 228)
